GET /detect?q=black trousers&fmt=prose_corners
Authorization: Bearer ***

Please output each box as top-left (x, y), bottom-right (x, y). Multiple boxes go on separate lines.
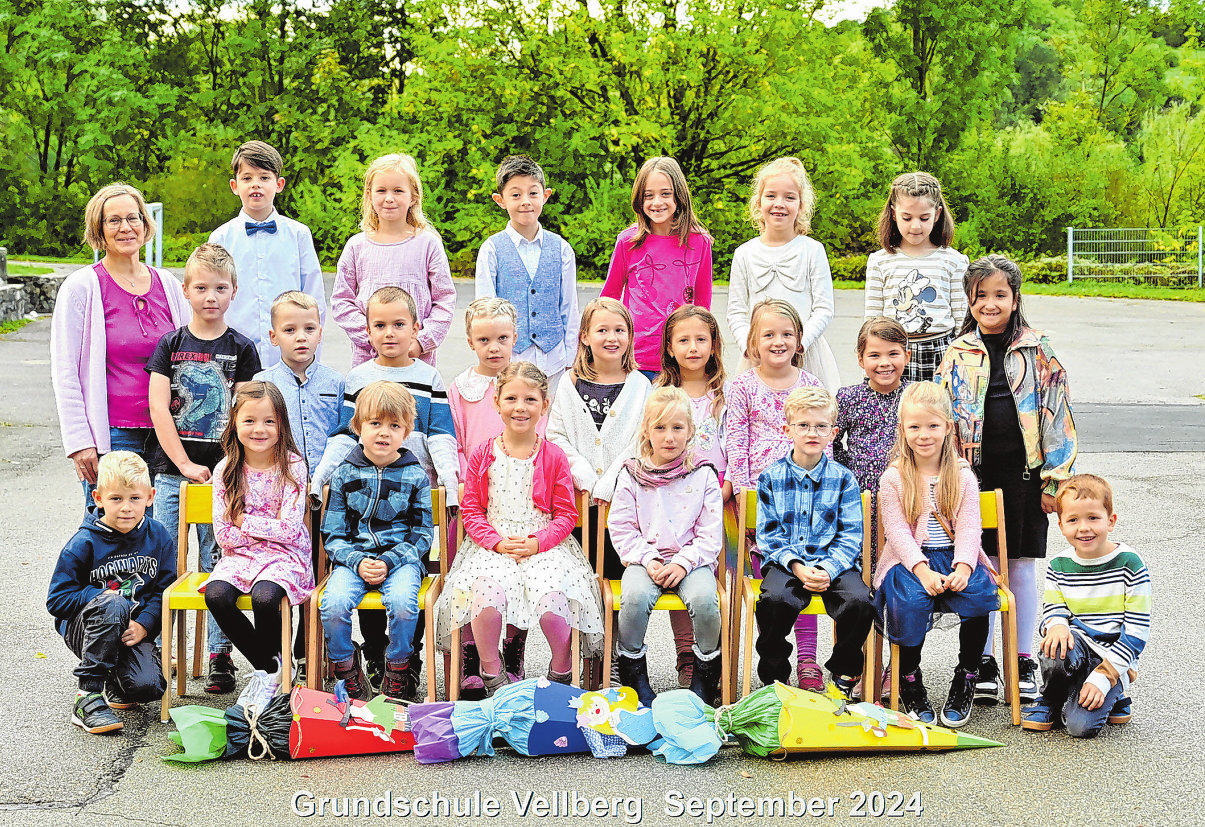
top-left (204, 580), bottom-right (287, 672)
top-left (754, 563), bottom-right (874, 684)
top-left (63, 591), bottom-right (166, 700)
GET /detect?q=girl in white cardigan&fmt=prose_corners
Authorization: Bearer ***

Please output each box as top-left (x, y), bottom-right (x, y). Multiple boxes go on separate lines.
top-left (727, 157), bottom-right (839, 390)
top-left (547, 297), bottom-right (652, 579)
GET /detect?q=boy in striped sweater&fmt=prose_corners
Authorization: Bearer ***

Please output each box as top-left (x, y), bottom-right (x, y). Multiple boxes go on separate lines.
top-left (1023, 474), bottom-right (1151, 737)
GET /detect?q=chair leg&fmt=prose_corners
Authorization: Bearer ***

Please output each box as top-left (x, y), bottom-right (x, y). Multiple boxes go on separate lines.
top-left (868, 626), bottom-right (884, 704)
top-left (449, 624), bottom-right (462, 702)
top-left (192, 610), bottom-right (204, 678)
top-left (306, 589), bottom-right (322, 690)
top-left (728, 580), bottom-right (742, 703)
top-left (176, 611), bottom-right (188, 700)
top-left (160, 608), bottom-right (174, 723)
top-left (602, 605), bottom-right (614, 689)
top-left (1002, 596), bottom-right (1021, 725)
top-left (741, 591), bottom-right (755, 699)
top-left (890, 643), bottom-right (902, 712)
top-left (279, 598), bottom-right (292, 691)
top-left (424, 594), bottom-right (437, 702)
top-left (572, 629), bottom-right (582, 687)
top-left (718, 586), bottom-right (731, 706)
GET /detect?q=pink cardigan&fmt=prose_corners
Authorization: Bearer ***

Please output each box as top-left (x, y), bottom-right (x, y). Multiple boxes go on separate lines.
top-left (51, 264), bottom-right (192, 457)
top-left (460, 438), bottom-right (579, 553)
top-left (874, 463), bottom-right (994, 589)
top-left (608, 464), bottom-right (723, 573)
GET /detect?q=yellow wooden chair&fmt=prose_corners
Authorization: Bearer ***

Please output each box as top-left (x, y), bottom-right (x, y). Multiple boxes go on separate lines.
top-left (305, 486), bottom-right (449, 702)
top-left (159, 482), bottom-right (300, 722)
top-left (444, 489), bottom-right (595, 699)
top-left (594, 501), bottom-right (733, 705)
top-left (873, 489), bottom-right (1022, 726)
top-left (730, 489), bottom-right (877, 699)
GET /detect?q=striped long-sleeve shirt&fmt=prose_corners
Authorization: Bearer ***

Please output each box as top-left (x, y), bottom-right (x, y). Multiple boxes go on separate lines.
top-left (1040, 542), bottom-right (1151, 694)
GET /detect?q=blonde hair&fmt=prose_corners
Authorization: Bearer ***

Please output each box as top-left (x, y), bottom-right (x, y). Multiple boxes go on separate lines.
top-left (270, 290), bottom-right (320, 326)
top-left (892, 382), bottom-right (963, 524)
top-left (573, 298), bottom-right (638, 381)
top-left (83, 183), bottom-right (158, 252)
top-left (95, 451), bottom-right (151, 493)
top-left (628, 156), bottom-right (709, 250)
top-left (746, 299), bottom-right (805, 369)
top-left (496, 361), bottom-right (550, 400)
top-left (655, 305), bottom-right (726, 420)
top-left (876, 171), bottom-right (955, 254)
top-left (465, 297), bottom-right (518, 337)
top-left (351, 381), bottom-right (417, 435)
top-left (748, 157), bottom-right (816, 236)
top-left (783, 387), bottom-right (837, 424)
top-left (636, 387), bottom-right (695, 464)
top-left (1056, 474), bottom-right (1115, 516)
top-left (184, 243), bottom-right (238, 287)
top-left (366, 286), bottom-right (418, 323)
top-left (361, 154), bottom-right (428, 234)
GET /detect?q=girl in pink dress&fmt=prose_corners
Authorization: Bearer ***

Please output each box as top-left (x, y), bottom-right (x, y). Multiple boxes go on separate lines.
top-left (723, 299), bottom-right (826, 691)
top-left (601, 157), bottom-right (713, 376)
top-left (205, 381), bottom-right (314, 711)
top-left (332, 153), bottom-right (457, 368)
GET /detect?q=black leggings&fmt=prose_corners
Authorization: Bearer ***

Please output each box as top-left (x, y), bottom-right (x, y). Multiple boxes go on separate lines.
top-left (897, 615), bottom-right (990, 676)
top-left (205, 580), bottom-right (287, 672)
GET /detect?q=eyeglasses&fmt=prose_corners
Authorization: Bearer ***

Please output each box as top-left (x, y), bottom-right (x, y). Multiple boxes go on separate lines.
top-left (788, 423), bottom-right (833, 436)
top-left (105, 214), bottom-right (144, 229)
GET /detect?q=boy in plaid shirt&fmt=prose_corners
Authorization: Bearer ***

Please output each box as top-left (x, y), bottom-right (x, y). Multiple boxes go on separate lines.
top-left (754, 387), bottom-right (873, 698)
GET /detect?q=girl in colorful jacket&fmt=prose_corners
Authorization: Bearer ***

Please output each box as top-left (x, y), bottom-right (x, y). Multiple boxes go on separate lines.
top-left (936, 254), bottom-right (1076, 707)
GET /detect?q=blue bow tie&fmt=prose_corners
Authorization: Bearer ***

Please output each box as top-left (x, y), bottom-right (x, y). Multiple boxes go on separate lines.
top-left (245, 220), bottom-right (277, 236)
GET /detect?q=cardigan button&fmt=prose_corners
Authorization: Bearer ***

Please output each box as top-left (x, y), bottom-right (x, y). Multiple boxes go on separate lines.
top-left (608, 410), bottom-right (616, 417)
top-left (595, 438), bottom-right (601, 445)
top-left (596, 467), bottom-right (603, 474)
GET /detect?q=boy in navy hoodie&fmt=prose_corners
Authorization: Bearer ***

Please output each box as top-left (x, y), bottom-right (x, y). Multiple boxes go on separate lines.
top-left (47, 452), bottom-right (176, 734)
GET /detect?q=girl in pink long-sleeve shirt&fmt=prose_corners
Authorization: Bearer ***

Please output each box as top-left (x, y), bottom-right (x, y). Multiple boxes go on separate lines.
top-left (601, 157), bottom-right (713, 375)
top-left (609, 387), bottom-right (723, 706)
top-left (332, 154), bottom-right (456, 368)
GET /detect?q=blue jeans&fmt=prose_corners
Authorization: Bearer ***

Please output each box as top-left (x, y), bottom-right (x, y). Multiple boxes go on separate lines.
top-left (1036, 628), bottom-right (1125, 739)
top-left (153, 472), bottom-right (228, 654)
top-left (320, 562), bottom-right (423, 663)
top-left (80, 427), bottom-right (155, 518)
top-left (617, 565), bottom-right (720, 658)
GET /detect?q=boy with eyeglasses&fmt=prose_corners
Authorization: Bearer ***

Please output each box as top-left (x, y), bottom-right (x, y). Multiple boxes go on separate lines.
top-left (209, 140), bottom-right (325, 368)
top-left (753, 387), bottom-right (874, 699)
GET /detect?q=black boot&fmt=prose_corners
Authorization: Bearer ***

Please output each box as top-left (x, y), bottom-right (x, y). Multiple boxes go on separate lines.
top-left (617, 653), bottom-right (655, 707)
top-left (503, 631), bottom-right (527, 680)
top-left (690, 652), bottom-right (722, 707)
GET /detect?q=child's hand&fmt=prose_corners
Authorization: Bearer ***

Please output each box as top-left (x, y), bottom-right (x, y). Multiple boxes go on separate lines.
top-left (912, 562), bottom-right (946, 596)
top-left (308, 492), bottom-right (323, 512)
top-left (121, 621), bottom-right (148, 646)
top-left (945, 563), bottom-right (972, 593)
top-left (1041, 493), bottom-right (1057, 514)
top-left (656, 563), bottom-right (688, 588)
top-left (1079, 679), bottom-right (1106, 711)
top-left (357, 559), bottom-right (388, 586)
top-left (409, 341), bottom-right (423, 358)
top-left (232, 513), bottom-right (245, 529)
top-left (645, 560), bottom-right (664, 579)
top-left (792, 564), bottom-right (831, 592)
top-left (182, 462), bottom-right (211, 484)
top-left (1040, 624), bottom-right (1075, 659)
top-left (504, 536), bottom-right (540, 562)
top-left (721, 480), bottom-right (734, 502)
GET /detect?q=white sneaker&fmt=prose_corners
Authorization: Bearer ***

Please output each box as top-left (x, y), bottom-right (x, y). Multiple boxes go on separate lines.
top-left (237, 670), bottom-right (267, 711)
top-left (255, 665), bottom-right (283, 711)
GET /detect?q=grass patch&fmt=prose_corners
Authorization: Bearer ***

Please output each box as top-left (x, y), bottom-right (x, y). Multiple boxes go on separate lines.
top-left (0, 318), bottom-right (33, 335)
top-left (7, 263), bottom-right (53, 276)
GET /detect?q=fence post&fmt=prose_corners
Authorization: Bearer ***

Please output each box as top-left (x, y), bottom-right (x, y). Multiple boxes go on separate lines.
top-left (1066, 227), bottom-right (1074, 283)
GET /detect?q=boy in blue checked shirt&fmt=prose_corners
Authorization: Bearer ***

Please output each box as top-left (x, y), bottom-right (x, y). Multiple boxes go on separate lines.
top-left (753, 387), bottom-right (874, 699)
top-left (321, 382), bottom-right (432, 701)
top-left (209, 140), bottom-right (325, 368)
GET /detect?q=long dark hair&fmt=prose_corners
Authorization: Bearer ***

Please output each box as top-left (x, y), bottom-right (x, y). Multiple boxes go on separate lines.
top-left (219, 381), bottom-right (302, 524)
top-left (958, 254), bottom-right (1029, 343)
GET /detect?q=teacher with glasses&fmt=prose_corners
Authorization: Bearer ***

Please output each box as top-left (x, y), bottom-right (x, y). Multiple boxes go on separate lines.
top-left (51, 182), bottom-right (191, 507)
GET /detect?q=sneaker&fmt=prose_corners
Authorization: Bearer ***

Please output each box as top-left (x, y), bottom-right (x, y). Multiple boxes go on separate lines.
top-left (974, 655), bottom-right (999, 705)
top-left (898, 670), bottom-right (936, 723)
top-left (382, 660), bottom-right (418, 701)
top-left (830, 673), bottom-right (858, 701)
top-left (364, 656), bottom-right (386, 695)
top-left (1108, 696), bottom-right (1133, 725)
top-left (256, 664), bottom-right (283, 710)
top-left (880, 664), bottom-right (892, 704)
top-left (676, 650), bottom-right (695, 689)
top-left (1017, 656), bottom-right (1040, 704)
top-left (546, 666), bottom-right (573, 685)
top-left (482, 668), bottom-right (510, 698)
top-left (72, 692), bottom-right (123, 734)
top-left (237, 670), bottom-right (268, 710)
top-left (332, 657), bottom-right (372, 702)
top-left (797, 661), bottom-right (825, 693)
top-left (459, 643), bottom-right (486, 701)
top-left (104, 681), bottom-right (136, 710)
top-left (205, 653), bottom-right (237, 695)
top-left (503, 634), bottom-right (527, 682)
top-left (940, 667), bottom-right (977, 728)
top-left (1022, 700), bottom-right (1060, 731)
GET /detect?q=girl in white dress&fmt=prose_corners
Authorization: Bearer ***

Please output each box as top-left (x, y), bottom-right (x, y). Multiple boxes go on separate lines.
top-left (435, 362), bottom-right (603, 694)
top-left (727, 156), bottom-right (840, 390)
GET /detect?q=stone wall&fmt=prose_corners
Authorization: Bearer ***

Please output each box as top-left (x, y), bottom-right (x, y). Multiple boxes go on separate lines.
top-left (0, 284), bottom-right (28, 324)
top-left (8, 274), bottom-right (67, 314)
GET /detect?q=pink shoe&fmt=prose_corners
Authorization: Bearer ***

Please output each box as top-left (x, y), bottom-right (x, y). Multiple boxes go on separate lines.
top-left (797, 661), bottom-right (824, 693)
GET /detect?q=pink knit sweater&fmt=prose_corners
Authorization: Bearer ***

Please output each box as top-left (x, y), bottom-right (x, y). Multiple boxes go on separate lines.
top-left (874, 463), bottom-right (995, 589)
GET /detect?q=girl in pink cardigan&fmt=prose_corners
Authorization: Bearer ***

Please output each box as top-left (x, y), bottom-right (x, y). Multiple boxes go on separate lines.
top-left (875, 382), bottom-right (996, 729)
top-left (434, 362), bottom-right (603, 695)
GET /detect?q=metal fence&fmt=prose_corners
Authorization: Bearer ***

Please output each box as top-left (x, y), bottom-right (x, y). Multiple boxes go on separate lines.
top-left (93, 202), bottom-right (163, 270)
top-left (1066, 226), bottom-right (1203, 286)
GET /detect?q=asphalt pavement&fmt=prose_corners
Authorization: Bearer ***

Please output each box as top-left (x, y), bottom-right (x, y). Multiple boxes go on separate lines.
top-left (0, 270), bottom-right (1201, 826)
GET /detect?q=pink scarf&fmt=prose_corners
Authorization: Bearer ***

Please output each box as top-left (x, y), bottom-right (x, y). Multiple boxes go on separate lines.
top-left (623, 452), bottom-right (714, 489)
